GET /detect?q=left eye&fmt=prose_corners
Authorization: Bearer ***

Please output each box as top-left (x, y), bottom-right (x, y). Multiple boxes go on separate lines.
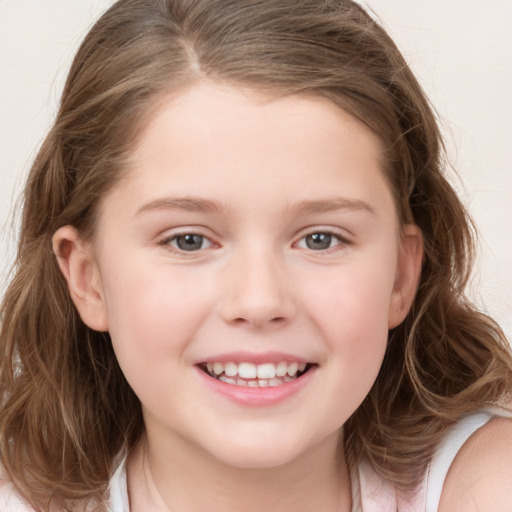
top-left (167, 234), bottom-right (213, 252)
top-left (296, 232), bottom-right (343, 251)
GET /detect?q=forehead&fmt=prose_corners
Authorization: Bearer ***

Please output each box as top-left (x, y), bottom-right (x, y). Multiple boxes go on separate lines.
top-left (137, 81), bottom-right (381, 145)
top-left (102, 80), bottom-right (396, 223)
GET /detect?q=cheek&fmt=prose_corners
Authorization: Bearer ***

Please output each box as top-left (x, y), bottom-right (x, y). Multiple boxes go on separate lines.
top-left (326, 276), bottom-right (390, 376)
top-left (100, 262), bottom-right (212, 372)
top-left (303, 257), bottom-right (396, 343)
top-left (323, 278), bottom-right (391, 418)
top-left (299, 257), bottom-right (395, 398)
top-left (100, 268), bottom-right (213, 410)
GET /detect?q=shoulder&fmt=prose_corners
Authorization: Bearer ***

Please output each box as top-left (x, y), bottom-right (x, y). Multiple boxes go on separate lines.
top-left (438, 415), bottom-right (512, 511)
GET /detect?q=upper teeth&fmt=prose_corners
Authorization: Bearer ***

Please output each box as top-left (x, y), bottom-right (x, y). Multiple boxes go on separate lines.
top-left (206, 361), bottom-right (307, 380)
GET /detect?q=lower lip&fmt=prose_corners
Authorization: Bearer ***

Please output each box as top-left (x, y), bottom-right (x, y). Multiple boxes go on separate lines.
top-left (195, 366), bottom-right (316, 407)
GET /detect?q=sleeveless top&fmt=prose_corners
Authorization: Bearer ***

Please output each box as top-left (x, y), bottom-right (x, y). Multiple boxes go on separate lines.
top-left (1, 407), bottom-right (511, 511)
top-left (350, 406), bottom-right (512, 511)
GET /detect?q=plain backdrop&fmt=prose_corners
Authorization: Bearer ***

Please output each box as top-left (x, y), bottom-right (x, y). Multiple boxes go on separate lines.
top-left (1, 1), bottom-right (511, 339)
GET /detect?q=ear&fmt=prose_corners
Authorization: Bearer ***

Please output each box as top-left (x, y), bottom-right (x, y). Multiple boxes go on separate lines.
top-left (388, 224), bottom-right (424, 329)
top-left (52, 225), bottom-right (109, 332)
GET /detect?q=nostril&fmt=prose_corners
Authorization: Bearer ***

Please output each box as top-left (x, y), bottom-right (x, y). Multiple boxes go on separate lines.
top-left (251, 315), bottom-right (288, 328)
top-left (229, 315), bottom-right (287, 328)
top-left (270, 316), bottom-right (286, 323)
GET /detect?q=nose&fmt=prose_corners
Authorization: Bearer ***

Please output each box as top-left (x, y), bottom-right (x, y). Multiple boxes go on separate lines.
top-left (219, 248), bottom-right (296, 329)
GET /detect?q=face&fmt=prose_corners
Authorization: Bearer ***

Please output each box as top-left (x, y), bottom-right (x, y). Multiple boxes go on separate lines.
top-left (58, 81), bottom-right (422, 470)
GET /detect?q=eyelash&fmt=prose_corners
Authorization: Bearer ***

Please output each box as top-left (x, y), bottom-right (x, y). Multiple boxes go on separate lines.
top-left (158, 228), bottom-right (351, 254)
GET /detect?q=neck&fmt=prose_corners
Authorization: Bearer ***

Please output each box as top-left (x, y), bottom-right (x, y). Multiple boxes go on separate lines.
top-left (127, 429), bottom-right (352, 512)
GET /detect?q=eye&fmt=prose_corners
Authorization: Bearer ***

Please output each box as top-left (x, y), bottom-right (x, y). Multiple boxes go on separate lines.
top-left (295, 231), bottom-right (347, 251)
top-left (164, 233), bottom-right (213, 252)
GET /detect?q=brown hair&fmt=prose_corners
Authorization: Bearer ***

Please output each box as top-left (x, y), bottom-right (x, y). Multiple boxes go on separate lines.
top-left (1, 0), bottom-right (511, 509)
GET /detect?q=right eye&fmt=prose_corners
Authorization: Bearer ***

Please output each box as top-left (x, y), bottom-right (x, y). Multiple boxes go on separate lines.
top-left (163, 233), bottom-right (214, 252)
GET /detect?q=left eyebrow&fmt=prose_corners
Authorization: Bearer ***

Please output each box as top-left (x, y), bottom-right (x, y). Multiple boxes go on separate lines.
top-left (294, 197), bottom-right (376, 216)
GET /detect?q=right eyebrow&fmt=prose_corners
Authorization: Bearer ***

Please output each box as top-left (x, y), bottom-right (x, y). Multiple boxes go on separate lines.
top-left (135, 196), bottom-right (230, 216)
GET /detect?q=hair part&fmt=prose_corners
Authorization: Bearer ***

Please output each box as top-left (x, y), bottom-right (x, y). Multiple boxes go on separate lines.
top-left (1, 0), bottom-right (511, 508)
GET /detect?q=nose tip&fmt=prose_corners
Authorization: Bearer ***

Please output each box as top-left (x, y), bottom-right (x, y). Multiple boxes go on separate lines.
top-left (219, 255), bottom-right (295, 329)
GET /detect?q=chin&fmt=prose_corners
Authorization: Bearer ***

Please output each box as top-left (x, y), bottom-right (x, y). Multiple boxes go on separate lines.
top-left (213, 448), bottom-right (302, 470)
top-left (200, 429), bottom-right (330, 471)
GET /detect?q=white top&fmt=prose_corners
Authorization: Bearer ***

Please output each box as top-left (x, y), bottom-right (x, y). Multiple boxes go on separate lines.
top-left (425, 409), bottom-right (499, 511)
top-left (108, 460), bottom-right (129, 512)
top-left (352, 405), bottom-right (512, 512)
top-left (1, 407), bottom-right (510, 511)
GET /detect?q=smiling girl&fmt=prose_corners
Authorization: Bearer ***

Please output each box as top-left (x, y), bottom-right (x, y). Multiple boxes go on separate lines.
top-left (1, 1), bottom-right (512, 511)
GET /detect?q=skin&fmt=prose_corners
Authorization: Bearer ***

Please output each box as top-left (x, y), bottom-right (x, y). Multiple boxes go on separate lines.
top-left (438, 416), bottom-right (512, 512)
top-left (54, 81), bottom-right (424, 511)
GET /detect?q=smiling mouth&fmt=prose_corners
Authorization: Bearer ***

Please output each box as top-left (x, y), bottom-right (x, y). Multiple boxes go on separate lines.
top-left (199, 361), bottom-right (314, 388)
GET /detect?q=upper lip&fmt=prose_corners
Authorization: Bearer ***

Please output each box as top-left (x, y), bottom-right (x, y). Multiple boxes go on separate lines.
top-left (195, 351), bottom-right (313, 365)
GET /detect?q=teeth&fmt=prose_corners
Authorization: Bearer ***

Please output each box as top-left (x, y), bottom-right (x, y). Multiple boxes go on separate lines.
top-left (224, 362), bottom-right (238, 377)
top-left (275, 361), bottom-right (288, 377)
top-left (257, 363), bottom-right (276, 379)
top-left (238, 362), bottom-right (257, 379)
top-left (204, 360), bottom-right (310, 387)
top-left (287, 362), bottom-right (299, 376)
top-left (219, 375), bottom-right (236, 385)
top-left (213, 362), bottom-right (224, 375)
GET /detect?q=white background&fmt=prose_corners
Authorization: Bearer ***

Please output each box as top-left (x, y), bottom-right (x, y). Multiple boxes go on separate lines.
top-left (1, 1), bottom-right (511, 339)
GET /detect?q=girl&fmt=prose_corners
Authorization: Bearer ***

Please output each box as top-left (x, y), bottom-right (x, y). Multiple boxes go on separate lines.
top-left (1, 0), bottom-right (511, 510)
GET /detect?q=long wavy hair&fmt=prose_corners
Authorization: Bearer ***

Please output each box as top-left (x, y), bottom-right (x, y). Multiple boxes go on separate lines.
top-left (1, 0), bottom-right (511, 509)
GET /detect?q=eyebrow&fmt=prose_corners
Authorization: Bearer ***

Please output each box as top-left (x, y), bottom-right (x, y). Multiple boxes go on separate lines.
top-left (136, 196), bottom-right (229, 216)
top-left (135, 195), bottom-right (375, 217)
top-left (294, 197), bottom-right (376, 216)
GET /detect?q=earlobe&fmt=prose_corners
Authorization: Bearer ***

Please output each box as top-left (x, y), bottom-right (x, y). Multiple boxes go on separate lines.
top-left (388, 224), bottom-right (424, 329)
top-left (52, 225), bottom-right (109, 332)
